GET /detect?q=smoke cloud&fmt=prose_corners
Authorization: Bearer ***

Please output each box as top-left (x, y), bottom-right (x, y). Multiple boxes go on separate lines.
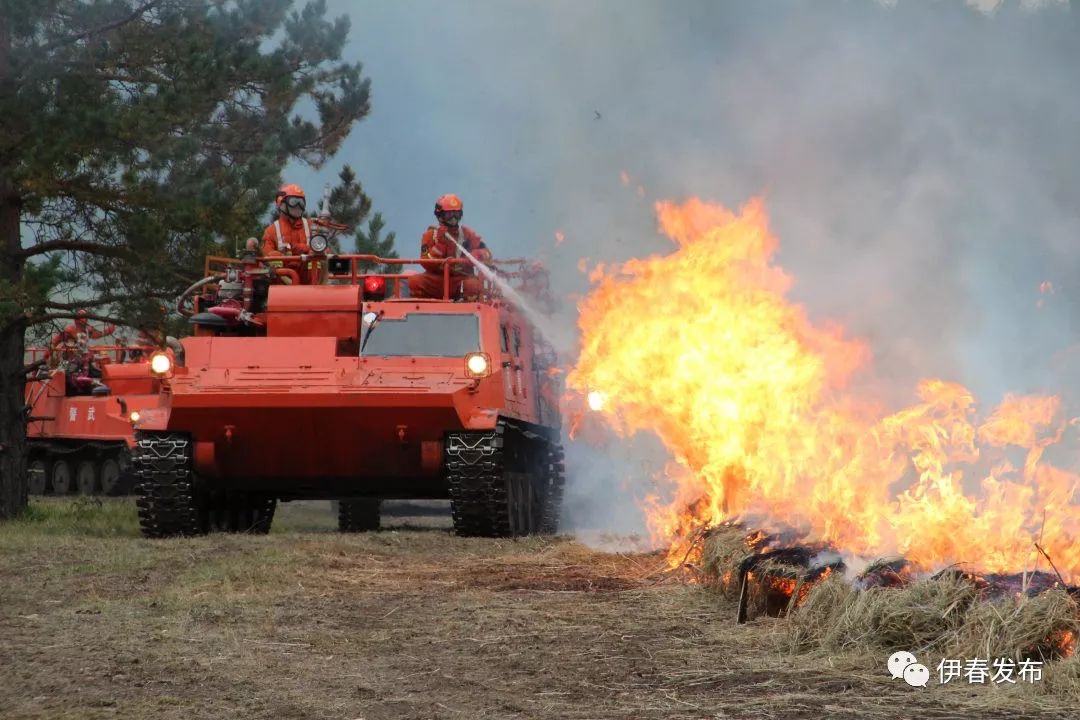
top-left (298, 0), bottom-right (1080, 538)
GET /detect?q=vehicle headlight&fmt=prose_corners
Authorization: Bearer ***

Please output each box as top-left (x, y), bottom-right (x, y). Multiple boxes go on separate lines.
top-left (150, 352), bottom-right (172, 376)
top-left (465, 352), bottom-right (490, 378)
top-left (309, 234), bottom-right (329, 253)
top-left (587, 390), bottom-right (606, 412)
top-left (129, 411), bottom-right (141, 424)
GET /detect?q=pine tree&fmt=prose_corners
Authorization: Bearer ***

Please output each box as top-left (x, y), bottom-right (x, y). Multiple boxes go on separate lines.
top-left (0, 0), bottom-right (372, 518)
top-left (355, 212), bottom-right (398, 267)
top-left (324, 165), bottom-right (372, 238)
top-left (321, 164), bottom-right (397, 271)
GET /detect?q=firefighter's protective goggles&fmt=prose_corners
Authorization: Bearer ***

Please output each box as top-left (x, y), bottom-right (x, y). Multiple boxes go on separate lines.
top-left (284, 196), bottom-right (306, 210)
top-left (439, 210), bottom-right (463, 222)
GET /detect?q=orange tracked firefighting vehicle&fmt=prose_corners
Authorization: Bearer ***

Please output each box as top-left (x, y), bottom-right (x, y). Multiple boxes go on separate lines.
top-left (131, 229), bottom-right (564, 537)
top-left (24, 344), bottom-right (167, 495)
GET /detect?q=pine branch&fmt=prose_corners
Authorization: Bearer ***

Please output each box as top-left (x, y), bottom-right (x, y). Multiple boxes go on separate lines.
top-left (41, 292), bottom-right (168, 311)
top-left (28, 311), bottom-right (128, 327)
top-left (19, 240), bottom-right (134, 260)
top-left (40, 0), bottom-right (163, 53)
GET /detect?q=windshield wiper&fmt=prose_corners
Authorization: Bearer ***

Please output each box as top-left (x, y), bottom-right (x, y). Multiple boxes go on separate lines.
top-left (360, 310), bottom-right (383, 354)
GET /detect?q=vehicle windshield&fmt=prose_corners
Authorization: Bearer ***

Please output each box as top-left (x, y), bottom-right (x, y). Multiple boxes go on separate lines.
top-left (361, 313), bottom-right (480, 357)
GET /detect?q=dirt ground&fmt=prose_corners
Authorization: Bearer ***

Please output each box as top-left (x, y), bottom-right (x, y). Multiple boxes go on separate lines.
top-left (0, 499), bottom-right (1075, 719)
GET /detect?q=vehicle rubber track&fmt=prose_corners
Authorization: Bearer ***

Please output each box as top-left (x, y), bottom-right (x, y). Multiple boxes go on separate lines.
top-left (447, 420), bottom-right (563, 538)
top-left (133, 431), bottom-right (207, 538)
top-left (539, 442), bottom-right (565, 535)
top-left (446, 423), bottom-right (509, 537)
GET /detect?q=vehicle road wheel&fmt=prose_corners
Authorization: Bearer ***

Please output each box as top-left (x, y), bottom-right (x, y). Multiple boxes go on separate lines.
top-left (507, 471), bottom-right (542, 536)
top-left (538, 442), bottom-right (565, 535)
top-left (209, 495), bottom-right (276, 534)
top-left (76, 460), bottom-right (99, 495)
top-left (338, 499), bottom-right (381, 532)
top-left (51, 459), bottom-right (73, 495)
top-left (209, 504), bottom-right (231, 532)
top-left (99, 458), bottom-right (122, 496)
top-left (248, 498), bottom-right (276, 534)
top-left (28, 459), bottom-right (49, 495)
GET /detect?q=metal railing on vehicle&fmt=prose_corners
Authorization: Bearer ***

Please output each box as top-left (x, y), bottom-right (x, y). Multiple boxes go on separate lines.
top-left (201, 254), bottom-right (539, 302)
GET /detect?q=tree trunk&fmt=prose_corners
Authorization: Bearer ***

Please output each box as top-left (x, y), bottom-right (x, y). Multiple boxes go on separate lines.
top-left (0, 11), bottom-right (28, 519)
top-left (0, 313), bottom-right (28, 520)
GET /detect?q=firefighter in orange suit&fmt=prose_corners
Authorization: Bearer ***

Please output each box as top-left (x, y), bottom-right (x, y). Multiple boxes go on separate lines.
top-left (407, 194), bottom-right (492, 300)
top-left (49, 310), bottom-right (115, 363)
top-left (261, 184), bottom-right (315, 283)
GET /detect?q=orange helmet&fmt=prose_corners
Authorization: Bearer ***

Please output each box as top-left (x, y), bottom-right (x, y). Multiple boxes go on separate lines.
top-left (276, 183), bottom-right (305, 205)
top-left (276, 184), bottom-right (306, 218)
top-left (435, 194), bottom-right (463, 226)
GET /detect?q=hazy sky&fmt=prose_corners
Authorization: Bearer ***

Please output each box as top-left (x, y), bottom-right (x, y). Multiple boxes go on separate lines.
top-left (288, 0), bottom-right (1080, 405)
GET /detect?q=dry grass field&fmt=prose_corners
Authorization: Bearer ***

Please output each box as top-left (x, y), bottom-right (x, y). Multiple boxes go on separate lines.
top-left (1, 499), bottom-right (1076, 719)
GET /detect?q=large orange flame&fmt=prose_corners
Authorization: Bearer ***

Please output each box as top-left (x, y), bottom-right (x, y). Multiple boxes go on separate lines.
top-left (568, 197), bottom-right (1080, 580)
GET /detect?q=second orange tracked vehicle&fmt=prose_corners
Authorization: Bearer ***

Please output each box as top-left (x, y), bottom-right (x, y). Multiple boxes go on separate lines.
top-left (24, 344), bottom-right (167, 496)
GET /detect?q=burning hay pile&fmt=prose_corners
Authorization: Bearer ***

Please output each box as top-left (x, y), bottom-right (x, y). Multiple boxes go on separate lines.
top-left (698, 524), bottom-right (1079, 674)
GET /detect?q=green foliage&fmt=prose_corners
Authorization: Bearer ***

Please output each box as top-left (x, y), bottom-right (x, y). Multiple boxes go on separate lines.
top-left (318, 164), bottom-right (397, 270)
top-left (0, 0), bottom-right (373, 333)
top-left (355, 212), bottom-right (398, 265)
top-left (0, 256), bottom-right (65, 328)
top-left (324, 164), bottom-right (373, 236)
